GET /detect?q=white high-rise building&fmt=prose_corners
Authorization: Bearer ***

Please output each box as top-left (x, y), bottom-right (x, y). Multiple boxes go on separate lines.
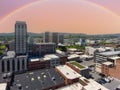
top-left (15, 21), bottom-right (27, 55)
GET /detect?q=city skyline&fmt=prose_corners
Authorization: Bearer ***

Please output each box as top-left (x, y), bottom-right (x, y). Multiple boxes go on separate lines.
top-left (0, 0), bottom-right (120, 34)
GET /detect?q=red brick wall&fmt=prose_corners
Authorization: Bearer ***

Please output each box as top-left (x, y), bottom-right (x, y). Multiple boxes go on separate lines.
top-left (28, 60), bottom-right (50, 70)
top-left (109, 60), bottom-right (120, 80)
top-left (102, 64), bottom-right (109, 76)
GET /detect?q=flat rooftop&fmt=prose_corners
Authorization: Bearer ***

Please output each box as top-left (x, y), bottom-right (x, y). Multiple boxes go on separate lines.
top-left (68, 54), bottom-right (79, 59)
top-left (109, 56), bottom-right (120, 60)
top-left (70, 61), bottom-right (86, 69)
top-left (0, 83), bottom-right (7, 90)
top-left (44, 54), bottom-right (59, 59)
top-left (84, 79), bottom-right (109, 90)
top-left (10, 68), bottom-right (64, 90)
top-left (2, 51), bottom-right (15, 59)
top-left (100, 51), bottom-right (120, 56)
top-left (68, 48), bottom-right (77, 51)
top-left (35, 43), bottom-right (55, 45)
top-left (29, 53), bottom-right (65, 62)
top-left (79, 77), bottom-right (109, 90)
top-left (103, 61), bottom-right (113, 66)
top-left (56, 65), bottom-right (81, 79)
top-left (56, 82), bottom-right (83, 90)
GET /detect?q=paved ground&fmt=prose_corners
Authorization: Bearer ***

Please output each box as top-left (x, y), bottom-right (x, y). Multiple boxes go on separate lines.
top-left (79, 59), bottom-right (120, 90)
top-left (80, 59), bottom-right (95, 66)
top-left (103, 78), bottom-right (120, 90)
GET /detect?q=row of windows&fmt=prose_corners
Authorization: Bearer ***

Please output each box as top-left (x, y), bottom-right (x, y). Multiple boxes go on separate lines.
top-left (15, 24), bottom-right (27, 29)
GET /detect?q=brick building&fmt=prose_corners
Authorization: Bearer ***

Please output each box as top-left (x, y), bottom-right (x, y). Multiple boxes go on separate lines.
top-left (66, 61), bottom-right (89, 78)
top-left (55, 65), bottom-right (81, 85)
top-left (101, 57), bottom-right (120, 79)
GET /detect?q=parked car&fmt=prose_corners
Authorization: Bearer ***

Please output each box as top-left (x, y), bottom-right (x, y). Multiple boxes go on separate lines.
top-left (103, 77), bottom-right (111, 83)
top-left (97, 78), bottom-right (106, 84)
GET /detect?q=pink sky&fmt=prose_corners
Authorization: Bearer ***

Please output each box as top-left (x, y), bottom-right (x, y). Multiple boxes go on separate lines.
top-left (0, 0), bottom-right (120, 34)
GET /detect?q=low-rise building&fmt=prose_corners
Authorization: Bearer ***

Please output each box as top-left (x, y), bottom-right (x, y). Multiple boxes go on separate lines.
top-left (28, 54), bottom-right (68, 70)
top-left (85, 46), bottom-right (114, 56)
top-left (66, 61), bottom-right (90, 78)
top-left (0, 83), bottom-right (7, 90)
top-left (68, 48), bottom-right (77, 52)
top-left (68, 54), bottom-right (80, 61)
top-left (55, 65), bottom-right (81, 84)
top-left (101, 56), bottom-right (120, 80)
top-left (9, 68), bottom-right (65, 90)
top-left (57, 76), bottom-right (109, 90)
top-left (95, 51), bottom-right (120, 73)
top-left (83, 78), bottom-right (109, 90)
top-left (102, 61), bottom-right (113, 76)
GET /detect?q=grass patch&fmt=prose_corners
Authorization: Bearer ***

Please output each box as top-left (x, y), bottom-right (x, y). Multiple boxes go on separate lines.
top-left (70, 61), bottom-right (85, 69)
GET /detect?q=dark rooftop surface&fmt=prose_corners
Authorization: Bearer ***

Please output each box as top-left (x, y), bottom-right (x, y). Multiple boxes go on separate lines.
top-left (10, 68), bottom-right (64, 90)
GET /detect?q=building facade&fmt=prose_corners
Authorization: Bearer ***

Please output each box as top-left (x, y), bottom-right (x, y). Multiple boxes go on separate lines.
top-left (58, 33), bottom-right (64, 44)
top-left (95, 51), bottom-right (120, 73)
top-left (15, 21), bottom-right (27, 55)
top-left (43, 32), bottom-right (64, 45)
top-left (0, 55), bottom-right (28, 73)
top-left (28, 43), bottom-right (56, 57)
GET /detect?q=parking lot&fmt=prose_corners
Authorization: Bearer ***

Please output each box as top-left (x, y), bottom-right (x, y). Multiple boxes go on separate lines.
top-left (78, 59), bottom-right (120, 90)
top-left (103, 78), bottom-right (120, 90)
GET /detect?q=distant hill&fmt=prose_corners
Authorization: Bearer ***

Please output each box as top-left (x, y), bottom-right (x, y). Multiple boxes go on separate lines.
top-left (0, 32), bottom-right (120, 37)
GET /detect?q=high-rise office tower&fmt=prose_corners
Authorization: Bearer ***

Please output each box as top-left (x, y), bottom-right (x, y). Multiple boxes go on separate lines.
top-left (43, 31), bottom-right (51, 43)
top-left (15, 21), bottom-right (27, 55)
top-left (43, 31), bottom-right (59, 45)
top-left (58, 33), bottom-right (64, 44)
top-left (52, 32), bottom-right (59, 44)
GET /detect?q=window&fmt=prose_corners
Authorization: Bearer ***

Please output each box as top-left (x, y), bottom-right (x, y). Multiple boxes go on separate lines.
top-left (7, 60), bottom-right (10, 71)
top-left (2, 60), bottom-right (4, 72)
top-left (22, 60), bottom-right (25, 69)
top-left (12, 60), bottom-right (15, 71)
top-left (17, 60), bottom-right (20, 70)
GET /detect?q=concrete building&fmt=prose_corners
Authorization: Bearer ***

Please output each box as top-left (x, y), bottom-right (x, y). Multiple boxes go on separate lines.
top-left (9, 41), bottom-right (15, 51)
top-left (68, 54), bottom-right (80, 61)
top-left (79, 38), bottom-right (86, 46)
top-left (85, 46), bottom-right (96, 56)
top-left (43, 31), bottom-right (51, 43)
top-left (0, 51), bottom-right (28, 73)
top-left (58, 33), bottom-right (64, 44)
top-left (52, 32), bottom-right (59, 44)
top-left (28, 36), bottom-right (34, 44)
top-left (85, 46), bottom-right (114, 56)
top-left (95, 51), bottom-right (120, 73)
top-left (44, 54), bottom-right (60, 67)
top-left (15, 21), bottom-right (27, 55)
top-left (43, 32), bottom-right (58, 44)
top-left (43, 32), bottom-right (64, 45)
top-left (28, 43), bottom-right (56, 57)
